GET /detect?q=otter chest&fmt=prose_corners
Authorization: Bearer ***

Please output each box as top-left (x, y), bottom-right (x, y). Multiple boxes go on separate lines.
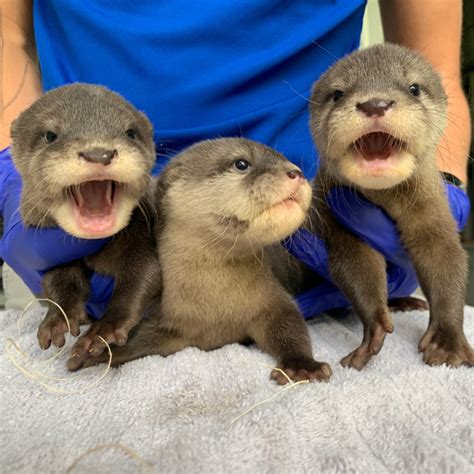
top-left (160, 256), bottom-right (272, 344)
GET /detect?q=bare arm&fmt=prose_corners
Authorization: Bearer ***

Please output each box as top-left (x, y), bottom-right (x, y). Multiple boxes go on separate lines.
top-left (380, 0), bottom-right (470, 183)
top-left (1, 0), bottom-right (42, 148)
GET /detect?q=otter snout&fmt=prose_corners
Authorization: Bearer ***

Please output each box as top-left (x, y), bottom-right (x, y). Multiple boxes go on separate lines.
top-left (285, 168), bottom-right (307, 202)
top-left (78, 148), bottom-right (118, 166)
top-left (356, 98), bottom-right (395, 117)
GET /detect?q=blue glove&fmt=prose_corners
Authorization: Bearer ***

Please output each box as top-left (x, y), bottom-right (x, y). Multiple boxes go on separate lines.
top-left (0, 147), bottom-right (113, 319)
top-left (285, 184), bottom-right (470, 319)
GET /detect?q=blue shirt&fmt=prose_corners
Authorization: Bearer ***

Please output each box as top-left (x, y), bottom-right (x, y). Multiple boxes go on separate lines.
top-left (34, 0), bottom-right (366, 177)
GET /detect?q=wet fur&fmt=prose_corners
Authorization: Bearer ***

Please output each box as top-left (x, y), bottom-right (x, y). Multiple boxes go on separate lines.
top-left (10, 84), bottom-right (162, 358)
top-left (308, 44), bottom-right (472, 369)
top-left (79, 138), bottom-right (332, 384)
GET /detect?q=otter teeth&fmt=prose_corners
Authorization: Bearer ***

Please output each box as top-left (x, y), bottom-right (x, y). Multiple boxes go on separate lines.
top-left (354, 132), bottom-right (403, 160)
top-left (70, 181), bottom-right (116, 216)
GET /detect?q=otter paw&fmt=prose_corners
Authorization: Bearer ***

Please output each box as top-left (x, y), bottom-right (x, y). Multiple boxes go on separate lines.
top-left (271, 357), bottom-right (332, 385)
top-left (68, 350), bottom-right (111, 371)
top-left (419, 327), bottom-right (474, 367)
top-left (340, 344), bottom-right (374, 370)
top-left (37, 308), bottom-right (87, 350)
top-left (66, 320), bottom-right (128, 371)
top-left (388, 296), bottom-right (429, 312)
top-left (341, 310), bottom-right (392, 370)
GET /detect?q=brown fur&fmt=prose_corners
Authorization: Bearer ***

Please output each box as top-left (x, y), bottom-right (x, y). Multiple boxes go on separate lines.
top-left (79, 138), bottom-right (332, 384)
top-left (10, 84), bottom-right (161, 364)
top-left (308, 44), bottom-right (472, 369)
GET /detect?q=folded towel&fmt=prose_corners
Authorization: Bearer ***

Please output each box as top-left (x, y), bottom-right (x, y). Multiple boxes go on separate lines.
top-left (1, 305), bottom-right (473, 473)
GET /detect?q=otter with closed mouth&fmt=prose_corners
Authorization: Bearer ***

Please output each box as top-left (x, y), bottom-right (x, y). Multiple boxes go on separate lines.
top-left (307, 43), bottom-right (473, 369)
top-left (10, 84), bottom-right (161, 357)
top-left (72, 138), bottom-right (332, 384)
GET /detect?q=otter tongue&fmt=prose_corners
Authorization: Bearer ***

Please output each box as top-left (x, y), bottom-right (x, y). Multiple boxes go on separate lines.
top-left (357, 132), bottom-right (393, 160)
top-left (75, 181), bottom-right (113, 216)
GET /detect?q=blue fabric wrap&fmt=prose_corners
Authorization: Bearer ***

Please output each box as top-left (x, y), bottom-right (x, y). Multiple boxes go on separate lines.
top-left (286, 185), bottom-right (470, 319)
top-left (33, 0), bottom-right (366, 178)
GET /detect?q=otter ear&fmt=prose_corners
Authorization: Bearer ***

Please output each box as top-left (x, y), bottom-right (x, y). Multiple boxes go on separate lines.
top-left (10, 111), bottom-right (32, 148)
top-left (156, 160), bottom-right (184, 196)
top-left (10, 118), bottom-right (22, 162)
top-left (10, 116), bottom-right (21, 143)
top-left (138, 111), bottom-right (153, 135)
top-left (154, 166), bottom-right (175, 232)
top-left (9, 115), bottom-right (31, 175)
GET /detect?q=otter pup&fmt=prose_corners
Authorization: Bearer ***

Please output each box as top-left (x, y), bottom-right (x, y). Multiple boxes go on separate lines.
top-left (73, 138), bottom-right (332, 385)
top-left (308, 43), bottom-right (473, 369)
top-left (10, 84), bottom-right (161, 357)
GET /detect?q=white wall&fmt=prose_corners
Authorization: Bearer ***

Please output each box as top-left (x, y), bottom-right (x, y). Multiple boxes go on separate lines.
top-left (360, 0), bottom-right (384, 47)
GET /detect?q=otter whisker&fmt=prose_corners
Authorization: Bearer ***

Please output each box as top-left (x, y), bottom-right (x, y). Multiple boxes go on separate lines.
top-left (283, 81), bottom-right (319, 106)
top-left (245, 234), bottom-right (264, 269)
top-left (137, 202), bottom-right (152, 237)
top-left (220, 233), bottom-right (241, 265)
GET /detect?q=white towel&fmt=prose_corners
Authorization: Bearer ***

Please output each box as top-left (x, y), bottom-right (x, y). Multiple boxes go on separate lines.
top-left (1, 305), bottom-right (473, 474)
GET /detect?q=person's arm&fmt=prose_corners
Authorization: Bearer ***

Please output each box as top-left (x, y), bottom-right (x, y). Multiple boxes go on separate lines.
top-left (1, 0), bottom-right (42, 148)
top-left (379, 0), bottom-right (470, 184)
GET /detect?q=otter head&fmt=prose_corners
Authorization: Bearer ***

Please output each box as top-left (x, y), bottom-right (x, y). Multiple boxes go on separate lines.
top-left (309, 43), bottom-right (447, 190)
top-left (159, 138), bottom-right (312, 253)
top-left (11, 83), bottom-right (155, 238)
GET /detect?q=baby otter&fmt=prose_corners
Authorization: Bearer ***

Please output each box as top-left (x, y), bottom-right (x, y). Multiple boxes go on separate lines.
top-left (10, 84), bottom-right (161, 357)
top-left (308, 43), bottom-right (472, 369)
top-left (74, 138), bottom-right (332, 385)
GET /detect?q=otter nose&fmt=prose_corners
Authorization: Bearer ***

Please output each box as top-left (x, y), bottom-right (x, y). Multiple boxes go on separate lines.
top-left (287, 169), bottom-right (304, 180)
top-left (356, 99), bottom-right (394, 117)
top-left (78, 148), bottom-right (117, 166)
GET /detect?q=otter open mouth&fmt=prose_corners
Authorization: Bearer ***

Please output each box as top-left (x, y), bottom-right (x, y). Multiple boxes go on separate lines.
top-left (353, 132), bottom-right (405, 164)
top-left (69, 180), bottom-right (121, 235)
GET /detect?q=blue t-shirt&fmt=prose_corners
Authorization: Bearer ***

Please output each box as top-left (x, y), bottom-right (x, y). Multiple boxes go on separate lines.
top-left (34, 0), bottom-right (366, 178)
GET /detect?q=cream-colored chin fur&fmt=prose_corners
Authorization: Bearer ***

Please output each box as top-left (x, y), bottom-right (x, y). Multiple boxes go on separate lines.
top-left (246, 182), bottom-right (312, 246)
top-left (338, 149), bottom-right (416, 190)
top-left (51, 194), bottom-right (137, 239)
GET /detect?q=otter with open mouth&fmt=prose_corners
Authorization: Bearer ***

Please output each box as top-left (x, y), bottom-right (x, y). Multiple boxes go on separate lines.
top-left (308, 43), bottom-right (473, 369)
top-left (11, 84), bottom-right (161, 355)
top-left (72, 138), bottom-right (332, 385)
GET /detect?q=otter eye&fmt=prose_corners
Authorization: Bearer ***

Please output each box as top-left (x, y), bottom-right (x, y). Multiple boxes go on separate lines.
top-left (409, 84), bottom-right (421, 97)
top-left (234, 159), bottom-right (250, 172)
top-left (125, 129), bottom-right (137, 139)
top-left (333, 90), bottom-right (344, 102)
top-left (43, 131), bottom-right (57, 144)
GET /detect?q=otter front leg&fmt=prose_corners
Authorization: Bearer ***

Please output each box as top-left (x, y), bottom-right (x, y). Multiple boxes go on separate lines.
top-left (38, 263), bottom-right (91, 349)
top-left (249, 296), bottom-right (332, 385)
top-left (328, 230), bottom-right (393, 370)
top-left (67, 271), bottom-right (161, 371)
top-left (67, 316), bottom-right (187, 370)
top-left (406, 230), bottom-right (473, 367)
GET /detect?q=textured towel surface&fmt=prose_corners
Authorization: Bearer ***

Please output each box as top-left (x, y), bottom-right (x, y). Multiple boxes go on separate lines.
top-left (1, 305), bottom-right (473, 474)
